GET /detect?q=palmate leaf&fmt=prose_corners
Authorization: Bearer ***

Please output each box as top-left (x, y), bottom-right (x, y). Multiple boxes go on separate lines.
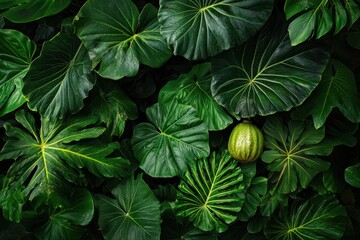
top-left (158, 0), bottom-right (273, 60)
top-left (292, 59), bottom-right (360, 129)
top-left (159, 63), bottom-right (233, 131)
top-left (96, 174), bottom-right (161, 240)
top-left (261, 116), bottom-right (332, 194)
top-left (23, 27), bottom-right (96, 120)
top-left (0, 29), bottom-right (36, 116)
top-left (0, 110), bottom-right (129, 221)
top-left (131, 100), bottom-right (209, 177)
top-left (285, 0), bottom-right (360, 46)
top-left (75, 0), bottom-right (172, 80)
top-left (175, 150), bottom-right (244, 233)
top-left (211, 22), bottom-right (330, 119)
top-left (0, 0), bottom-right (70, 23)
top-left (264, 194), bottom-right (348, 240)
top-left (345, 163), bottom-right (360, 188)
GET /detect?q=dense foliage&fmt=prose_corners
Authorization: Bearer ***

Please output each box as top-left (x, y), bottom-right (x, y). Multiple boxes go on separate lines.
top-left (0, 0), bottom-right (360, 239)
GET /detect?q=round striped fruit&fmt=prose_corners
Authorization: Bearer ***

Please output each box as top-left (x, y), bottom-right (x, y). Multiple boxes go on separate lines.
top-left (228, 121), bottom-right (264, 163)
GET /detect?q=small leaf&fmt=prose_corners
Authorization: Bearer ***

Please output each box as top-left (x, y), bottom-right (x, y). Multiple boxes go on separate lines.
top-left (96, 174), bottom-right (161, 240)
top-left (260, 191), bottom-right (288, 217)
top-left (345, 163), bottom-right (360, 188)
top-left (75, 0), bottom-right (171, 80)
top-left (264, 194), bottom-right (348, 240)
top-left (131, 100), bottom-right (209, 177)
top-left (159, 63), bottom-right (233, 130)
top-left (175, 150), bottom-right (244, 233)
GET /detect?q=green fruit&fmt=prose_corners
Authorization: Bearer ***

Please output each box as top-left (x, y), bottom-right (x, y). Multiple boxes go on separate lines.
top-left (228, 121), bottom-right (264, 163)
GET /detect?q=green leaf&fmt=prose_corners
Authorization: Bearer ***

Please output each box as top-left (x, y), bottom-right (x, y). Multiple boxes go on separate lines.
top-left (0, 29), bottom-right (36, 116)
top-left (159, 63), bottom-right (233, 130)
top-left (345, 163), bottom-right (360, 188)
top-left (264, 194), bottom-right (348, 240)
top-left (23, 28), bottom-right (96, 120)
top-left (0, 17), bottom-right (4, 28)
top-left (36, 189), bottom-right (94, 240)
top-left (285, 0), bottom-right (360, 46)
top-left (292, 59), bottom-right (360, 129)
top-left (96, 174), bottom-right (161, 240)
top-left (211, 23), bottom-right (330, 119)
top-left (0, 0), bottom-right (71, 23)
top-left (0, 110), bottom-right (129, 221)
top-left (175, 150), bottom-right (244, 233)
top-left (261, 116), bottom-right (332, 194)
top-left (131, 100), bottom-right (209, 177)
top-left (260, 191), bottom-right (288, 217)
top-left (158, 0), bottom-right (273, 60)
top-left (90, 81), bottom-right (138, 137)
top-left (75, 0), bottom-right (171, 80)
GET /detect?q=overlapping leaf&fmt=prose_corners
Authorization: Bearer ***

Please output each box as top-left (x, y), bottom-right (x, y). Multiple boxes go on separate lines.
top-left (264, 195), bottom-right (348, 239)
top-left (211, 23), bottom-right (330, 119)
top-left (0, 0), bottom-right (71, 23)
top-left (0, 29), bottom-right (36, 116)
top-left (75, 0), bottom-right (172, 80)
top-left (261, 116), bottom-right (332, 194)
top-left (23, 28), bottom-right (96, 120)
top-left (292, 59), bottom-right (360, 129)
top-left (175, 150), bottom-right (244, 233)
top-left (131, 100), bottom-right (209, 177)
top-left (96, 174), bottom-right (161, 240)
top-left (285, 0), bottom-right (360, 46)
top-left (158, 0), bottom-right (273, 60)
top-left (159, 63), bottom-right (233, 130)
top-left (0, 110), bottom-right (129, 221)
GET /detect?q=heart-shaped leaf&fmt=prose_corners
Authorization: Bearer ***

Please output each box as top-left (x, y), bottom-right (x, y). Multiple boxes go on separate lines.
top-left (0, 0), bottom-right (71, 23)
top-left (261, 116), bottom-right (332, 194)
top-left (131, 100), bottom-right (209, 177)
top-left (23, 28), bottom-right (96, 120)
top-left (0, 29), bottom-right (36, 116)
top-left (175, 150), bottom-right (244, 233)
top-left (159, 63), bottom-right (233, 130)
top-left (158, 0), bottom-right (273, 60)
top-left (264, 194), bottom-right (348, 239)
top-left (96, 174), bottom-right (161, 240)
top-left (75, 0), bottom-right (172, 80)
top-left (211, 23), bottom-right (330, 119)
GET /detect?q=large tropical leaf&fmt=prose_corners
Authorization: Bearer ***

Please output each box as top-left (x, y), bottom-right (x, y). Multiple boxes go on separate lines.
top-left (75, 0), bottom-right (171, 80)
top-left (23, 28), bottom-right (96, 120)
top-left (211, 23), bottom-right (330, 119)
top-left (96, 174), bottom-right (161, 240)
top-left (0, 110), bottom-right (129, 221)
top-left (158, 0), bottom-right (273, 60)
top-left (0, 0), bottom-right (71, 23)
top-left (292, 59), bottom-right (360, 129)
top-left (0, 29), bottom-right (36, 116)
top-left (131, 100), bottom-right (209, 177)
top-left (175, 150), bottom-right (244, 233)
top-left (285, 0), bottom-right (360, 46)
top-left (261, 116), bottom-right (332, 194)
top-left (264, 194), bottom-right (348, 239)
top-left (345, 163), bottom-right (360, 188)
top-left (159, 63), bottom-right (233, 131)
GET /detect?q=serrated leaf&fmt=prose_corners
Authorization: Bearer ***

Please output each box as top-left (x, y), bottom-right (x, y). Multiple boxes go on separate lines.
top-left (264, 194), bottom-right (348, 240)
top-left (0, 110), bottom-right (129, 221)
top-left (292, 59), bottom-right (360, 129)
top-left (96, 174), bottom-right (161, 240)
top-left (175, 150), bottom-right (244, 233)
top-left (158, 0), bottom-right (273, 60)
top-left (0, 0), bottom-right (71, 23)
top-left (23, 28), bottom-right (96, 120)
top-left (75, 0), bottom-right (171, 80)
top-left (159, 63), bottom-right (233, 131)
top-left (211, 22), bottom-right (330, 119)
top-left (131, 100), bottom-right (209, 177)
top-left (345, 163), bottom-right (360, 188)
top-left (0, 29), bottom-right (36, 116)
top-left (261, 116), bottom-right (332, 194)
